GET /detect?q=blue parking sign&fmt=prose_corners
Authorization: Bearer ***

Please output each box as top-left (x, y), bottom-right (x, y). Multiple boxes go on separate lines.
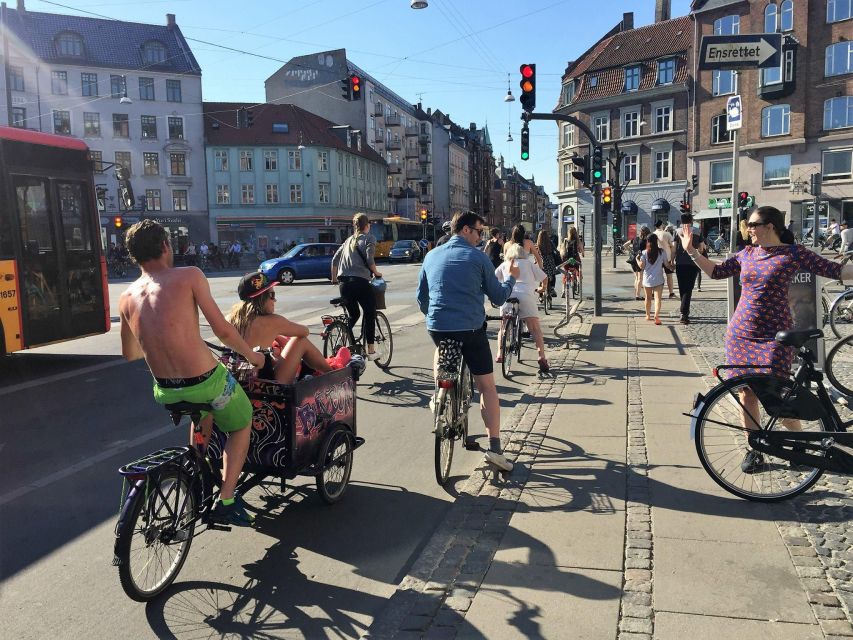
top-left (726, 94), bottom-right (742, 130)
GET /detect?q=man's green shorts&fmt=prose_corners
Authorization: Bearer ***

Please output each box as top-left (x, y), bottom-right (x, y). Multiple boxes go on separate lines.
top-left (153, 363), bottom-right (252, 432)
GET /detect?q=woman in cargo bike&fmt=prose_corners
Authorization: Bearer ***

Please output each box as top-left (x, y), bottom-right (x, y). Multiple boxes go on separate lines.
top-left (227, 271), bottom-right (358, 383)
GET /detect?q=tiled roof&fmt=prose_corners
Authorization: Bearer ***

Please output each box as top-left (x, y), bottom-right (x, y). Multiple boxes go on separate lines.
top-left (691, 0), bottom-right (746, 13)
top-left (203, 102), bottom-right (386, 165)
top-left (4, 8), bottom-right (200, 74)
top-left (576, 53), bottom-right (689, 102)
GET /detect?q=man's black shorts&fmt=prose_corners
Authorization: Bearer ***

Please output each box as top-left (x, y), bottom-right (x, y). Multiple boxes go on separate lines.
top-left (428, 326), bottom-right (493, 376)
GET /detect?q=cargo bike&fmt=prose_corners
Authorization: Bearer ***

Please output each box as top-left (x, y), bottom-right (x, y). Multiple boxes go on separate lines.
top-left (112, 345), bottom-right (364, 601)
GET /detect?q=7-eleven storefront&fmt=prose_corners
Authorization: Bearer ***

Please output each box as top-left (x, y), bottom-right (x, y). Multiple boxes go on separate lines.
top-left (214, 215), bottom-right (354, 252)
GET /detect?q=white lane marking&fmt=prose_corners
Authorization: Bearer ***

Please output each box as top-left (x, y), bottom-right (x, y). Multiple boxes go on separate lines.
top-left (393, 312), bottom-right (425, 328)
top-left (0, 422), bottom-right (176, 506)
top-left (0, 359), bottom-right (130, 398)
top-left (377, 305), bottom-right (409, 321)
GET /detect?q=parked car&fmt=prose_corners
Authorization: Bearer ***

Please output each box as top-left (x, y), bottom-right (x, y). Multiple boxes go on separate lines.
top-left (388, 240), bottom-right (423, 263)
top-left (259, 243), bottom-right (340, 284)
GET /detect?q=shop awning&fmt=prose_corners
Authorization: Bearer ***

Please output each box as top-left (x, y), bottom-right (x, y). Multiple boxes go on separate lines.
top-left (693, 208), bottom-right (734, 220)
top-left (651, 198), bottom-right (671, 213)
top-left (621, 200), bottom-right (638, 214)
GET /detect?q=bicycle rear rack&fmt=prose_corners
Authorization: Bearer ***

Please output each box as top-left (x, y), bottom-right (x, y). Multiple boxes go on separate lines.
top-left (118, 446), bottom-right (190, 480)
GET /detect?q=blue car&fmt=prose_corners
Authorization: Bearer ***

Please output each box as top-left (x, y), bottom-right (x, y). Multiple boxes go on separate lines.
top-left (259, 243), bottom-right (340, 284)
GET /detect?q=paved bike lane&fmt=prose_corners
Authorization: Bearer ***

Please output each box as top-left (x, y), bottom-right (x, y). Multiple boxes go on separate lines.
top-left (365, 268), bottom-right (853, 639)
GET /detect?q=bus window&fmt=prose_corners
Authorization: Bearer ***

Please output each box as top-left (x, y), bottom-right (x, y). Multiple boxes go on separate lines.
top-left (57, 181), bottom-right (99, 314)
top-left (58, 182), bottom-right (93, 251)
top-left (15, 177), bottom-right (60, 324)
top-left (0, 208), bottom-right (13, 258)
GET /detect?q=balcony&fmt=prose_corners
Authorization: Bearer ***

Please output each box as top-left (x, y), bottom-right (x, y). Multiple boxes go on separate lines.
top-left (385, 113), bottom-right (401, 126)
top-left (374, 104), bottom-right (383, 117)
top-left (419, 153), bottom-right (431, 164)
top-left (418, 173), bottom-right (432, 183)
top-left (421, 193), bottom-right (433, 203)
top-left (418, 132), bottom-right (430, 144)
top-left (406, 168), bottom-right (421, 180)
top-left (405, 145), bottom-right (419, 158)
top-left (386, 138), bottom-right (402, 150)
top-left (404, 125), bottom-right (419, 137)
top-left (387, 162), bottom-right (402, 174)
top-left (374, 131), bottom-right (385, 144)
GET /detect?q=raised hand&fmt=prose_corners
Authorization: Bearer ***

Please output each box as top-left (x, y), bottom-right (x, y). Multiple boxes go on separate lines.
top-left (680, 224), bottom-right (693, 252)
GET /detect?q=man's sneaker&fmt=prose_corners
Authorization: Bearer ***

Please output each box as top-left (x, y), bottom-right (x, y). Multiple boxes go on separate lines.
top-left (428, 392), bottom-right (437, 413)
top-left (484, 450), bottom-right (513, 472)
top-left (740, 450), bottom-right (764, 474)
top-left (348, 354), bottom-right (366, 378)
top-left (210, 500), bottom-right (255, 527)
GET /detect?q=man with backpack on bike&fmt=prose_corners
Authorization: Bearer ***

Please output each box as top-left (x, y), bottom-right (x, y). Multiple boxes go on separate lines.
top-left (119, 220), bottom-right (265, 527)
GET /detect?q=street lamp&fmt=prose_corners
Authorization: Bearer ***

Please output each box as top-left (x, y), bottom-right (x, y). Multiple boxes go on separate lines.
top-left (119, 75), bottom-right (132, 104)
top-left (503, 73), bottom-right (515, 102)
top-left (411, 0), bottom-right (428, 8)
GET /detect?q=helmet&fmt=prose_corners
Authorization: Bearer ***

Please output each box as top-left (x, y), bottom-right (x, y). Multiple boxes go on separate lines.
top-left (441, 221), bottom-right (451, 233)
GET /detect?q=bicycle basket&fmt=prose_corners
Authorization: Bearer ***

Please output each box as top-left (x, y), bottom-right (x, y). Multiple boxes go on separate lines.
top-left (219, 351), bottom-right (256, 385)
top-left (436, 338), bottom-right (463, 381)
top-left (749, 377), bottom-right (827, 421)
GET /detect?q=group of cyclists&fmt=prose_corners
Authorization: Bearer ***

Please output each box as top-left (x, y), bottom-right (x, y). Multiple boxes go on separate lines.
top-left (118, 212), bottom-right (584, 525)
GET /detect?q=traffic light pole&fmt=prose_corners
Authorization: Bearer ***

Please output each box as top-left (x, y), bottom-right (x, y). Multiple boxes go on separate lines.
top-left (523, 112), bottom-right (603, 316)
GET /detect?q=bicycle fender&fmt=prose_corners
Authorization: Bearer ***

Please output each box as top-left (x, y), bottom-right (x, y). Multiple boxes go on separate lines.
top-left (114, 479), bottom-right (144, 538)
top-left (689, 392), bottom-right (706, 441)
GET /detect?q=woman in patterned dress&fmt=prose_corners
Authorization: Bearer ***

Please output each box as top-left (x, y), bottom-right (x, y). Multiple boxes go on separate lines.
top-left (681, 206), bottom-right (852, 472)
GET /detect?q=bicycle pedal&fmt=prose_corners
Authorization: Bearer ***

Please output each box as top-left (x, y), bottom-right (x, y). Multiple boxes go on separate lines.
top-left (464, 439), bottom-right (480, 451)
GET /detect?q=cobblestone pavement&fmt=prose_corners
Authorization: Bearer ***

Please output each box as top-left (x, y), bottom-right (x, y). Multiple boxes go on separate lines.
top-left (678, 286), bottom-right (853, 637)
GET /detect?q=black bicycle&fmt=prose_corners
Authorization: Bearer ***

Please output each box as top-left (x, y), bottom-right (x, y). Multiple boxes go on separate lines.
top-left (499, 298), bottom-right (523, 379)
top-left (687, 329), bottom-right (852, 502)
top-left (321, 297), bottom-right (393, 369)
top-left (432, 337), bottom-right (476, 485)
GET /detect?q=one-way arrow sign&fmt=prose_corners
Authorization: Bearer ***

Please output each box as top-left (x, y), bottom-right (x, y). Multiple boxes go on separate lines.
top-left (699, 33), bottom-right (782, 70)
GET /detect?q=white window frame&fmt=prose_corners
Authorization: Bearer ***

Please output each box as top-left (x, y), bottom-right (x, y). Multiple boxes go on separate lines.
top-left (710, 159), bottom-right (733, 191)
top-left (290, 184), bottom-right (303, 203)
top-left (824, 96), bottom-right (853, 130)
top-left (711, 113), bottom-right (731, 144)
top-left (622, 109), bottom-right (640, 138)
top-left (713, 70), bottom-right (736, 96)
top-left (825, 41), bottom-right (853, 77)
top-left (265, 183), bottom-right (278, 204)
top-left (828, 0), bottom-right (853, 23)
top-left (656, 58), bottom-right (676, 85)
top-left (319, 182), bottom-right (330, 203)
top-left (823, 148), bottom-right (853, 181)
top-left (561, 123), bottom-right (574, 148)
top-left (623, 153), bottom-right (639, 183)
top-left (780, 0), bottom-right (793, 31)
top-left (593, 113), bottom-right (610, 142)
top-left (763, 154), bottom-right (791, 186)
top-left (652, 101), bottom-right (673, 133)
top-left (264, 150), bottom-right (278, 171)
top-left (240, 183), bottom-right (255, 205)
top-left (214, 149), bottom-right (229, 171)
top-left (288, 150), bottom-right (302, 171)
top-left (239, 150), bottom-right (253, 172)
top-left (653, 148), bottom-right (672, 182)
top-left (562, 163), bottom-right (570, 190)
top-left (145, 189), bottom-right (161, 211)
top-left (172, 189), bottom-right (188, 212)
top-left (216, 184), bottom-right (230, 205)
top-left (318, 151), bottom-right (329, 171)
top-left (624, 66), bottom-right (641, 92)
top-left (761, 104), bottom-right (791, 137)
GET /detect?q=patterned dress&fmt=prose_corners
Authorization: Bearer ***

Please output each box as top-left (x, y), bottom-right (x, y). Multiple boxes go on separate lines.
top-left (711, 244), bottom-right (842, 377)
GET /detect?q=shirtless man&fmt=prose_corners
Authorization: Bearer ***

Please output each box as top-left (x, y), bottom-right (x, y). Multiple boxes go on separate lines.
top-left (119, 220), bottom-right (265, 527)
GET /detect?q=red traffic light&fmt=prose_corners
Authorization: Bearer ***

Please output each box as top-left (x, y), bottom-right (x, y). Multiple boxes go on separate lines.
top-left (602, 186), bottom-right (612, 204)
top-left (113, 216), bottom-right (123, 229)
top-left (521, 64), bottom-right (534, 78)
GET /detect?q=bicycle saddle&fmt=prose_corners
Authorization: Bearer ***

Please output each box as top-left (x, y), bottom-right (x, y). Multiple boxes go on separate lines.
top-left (330, 297), bottom-right (344, 306)
top-left (507, 297), bottom-right (520, 304)
top-left (775, 329), bottom-right (823, 348)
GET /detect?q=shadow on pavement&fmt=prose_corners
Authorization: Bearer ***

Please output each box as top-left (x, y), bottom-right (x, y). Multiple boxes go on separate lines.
top-left (0, 352), bottom-right (123, 386)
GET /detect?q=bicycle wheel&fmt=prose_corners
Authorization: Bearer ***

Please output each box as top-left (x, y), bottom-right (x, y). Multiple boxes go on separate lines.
top-left (116, 467), bottom-right (196, 601)
top-left (501, 318), bottom-right (514, 379)
top-left (323, 321), bottom-right (354, 358)
top-left (515, 315), bottom-right (523, 363)
top-left (829, 290), bottom-right (853, 339)
top-left (826, 333), bottom-right (853, 398)
top-left (434, 388), bottom-right (455, 485)
top-left (316, 425), bottom-right (354, 504)
top-left (693, 376), bottom-right (835, 502)
top-left (373, 312), bottom-right (393, 369)
top-left (459, 361), bottom-right (474, 441)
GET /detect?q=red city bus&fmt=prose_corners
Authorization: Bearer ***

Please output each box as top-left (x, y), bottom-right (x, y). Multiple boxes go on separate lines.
top-left (0, 126), bottom-right (110, 355)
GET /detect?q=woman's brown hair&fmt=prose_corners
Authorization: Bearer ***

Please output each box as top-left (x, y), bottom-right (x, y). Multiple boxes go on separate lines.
top-left (645, 233), bottom-right (660, 265)
top-left (353, 213), bottom-right (369, 234)
top-left (536, 229), bottom-right (553, 254)
top-left (227, 291), bottom-right (273, 338)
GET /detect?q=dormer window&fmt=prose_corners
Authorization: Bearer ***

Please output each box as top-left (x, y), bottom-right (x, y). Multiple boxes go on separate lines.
top-left (143, 41), bottom-right (168, 64)
top-left (657, 58), bottom-right (676, 85)
top-left (588, 75), bottom-right (598, 88)
top-left (624, 66), bottom-right (641, 92)
top-left (56, 32), bottom-right (83, 57)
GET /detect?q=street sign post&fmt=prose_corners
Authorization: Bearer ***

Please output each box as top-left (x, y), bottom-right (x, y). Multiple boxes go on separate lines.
top-left (698, 33), bottom-right (782, 70)
top-left (727, 95), bottom-right (742, 131)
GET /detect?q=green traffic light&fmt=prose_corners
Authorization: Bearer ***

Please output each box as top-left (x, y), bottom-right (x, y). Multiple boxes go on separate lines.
top-left (593, 170), bottom-right (602, 179)
top-left (521, 151), bottom-right (529, 160)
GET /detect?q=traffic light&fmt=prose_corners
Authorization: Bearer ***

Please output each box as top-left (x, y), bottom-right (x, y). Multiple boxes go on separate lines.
top-left (519, 64), bottom-right (536, 112)
top-left (341, 77), bottom-right (351, 100)
top-left (691, 174), bottom-right (698, 191)
top-left (571, 153), bottom-right (590, 188)
top-left (601, 185), bottom-right (613, 211)
top-left (520, 125), bottom-right (530, 161)
top-left (350, 74), bottom-right (362, 101)
top-left (809, 173), bottom-right (822, 197)
top-left (113, 216), bottom-right (123, 229)
top-left (679, 201), bottom-right (692, 213)
top-left (591, 145), bottom-right (604, 184)
top-left (420, 209), bottom-right (427, 221)
top-left (738, 191), bottom-right (750, 207)
top-left (246, 109), bottom-right (254, 127)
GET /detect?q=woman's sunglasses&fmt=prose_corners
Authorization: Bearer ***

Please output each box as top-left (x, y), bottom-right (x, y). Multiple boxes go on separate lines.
top-left (745, 221), bottom-right (769, 228)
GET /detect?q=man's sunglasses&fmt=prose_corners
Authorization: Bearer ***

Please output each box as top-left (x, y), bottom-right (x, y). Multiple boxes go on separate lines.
top-left (468, 226), bottom-right (484, 237)
top-left (746, 221), bottom-right (769, 228)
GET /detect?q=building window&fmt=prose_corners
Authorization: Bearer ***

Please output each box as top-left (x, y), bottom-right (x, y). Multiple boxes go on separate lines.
top-left (170, 153), bottom-right (186, 176)
top-left (711, 113), bottom-right (731, 144)
top-left (113, 114), bottom-right (130, 138)
top-left (763, 154), bottom-right (791, 186)
top-left (56, 32), bottom-right (83, 57)
top-left (10, 66), bottom-right (24, 91)
top-left (655, 105), bottom-right (672, 132)
top-left (780, 0), bottom-right (793, 31)
top-left (166, 79), bottom-right (182, 102)
top-left (623, 154), bottom-right (638, 182)
top-left (115, 151), bottom-right (132, 174)
top-left (714, 14), bottom-right (740, 35)
top-left (53, 110), bottom-right (70, 135)
top-left (83, 112), bottom-right (100, 137)
top-left (145, 189), bottom-right (161, 211)
top-left (825, 96), bottom-right (853, 130)
top-left (826, 42), bottom-right (853, 77)
top-left (141, 115), bottom-right (157, 139)
top-left (290, 184), bottom-right (303, 203)
top-left (828, 0), bottom-right (852, 23)
top-left (138, 77), bottom-right (155, 101)
top-left (144, 41), bottom-right (168, 64)
top-left (562, 163), bottom-right (571, 190)
top-left (624, 66), bottom-right (641, 92)
top-left (167, 116), bottom-right (184, 140)
top-left (588, 75), bottom-right (598, 87)
top-left (710, 160), bottom-right (733, 191)
top-left (823, 149), bottom-right (853, 181)
top-left (239, 150), bottom-right (253, 171)
top-left (172, 190), bottom-right (188, 211)
top-left (765, 3), bottom-right (779, 32)
top-left (11, 107), bottom-right (26, 128)
top-left (762, 104), bottom-right (790, 136)
top-left (654, 150), bottom-right (671, 181)
top-left (81, 72), bottom-right (98, 97)
top-left (241, 184), bottom-right (255, 204)
top-left (91, 150), bottom-right (103, 173)
top-left (657, 58), bottom-right (675, 85)
top-left (264, 150), bottom-right (278, 171)
top-left (288, 150), bottom-right (302, 170)
top-left (51, 71), bottom-right (68, 95)
top-left (762, 58), bottom-right (783, 86)
top-left (561, 123), bottom-right (574, 148)
top-left (713, 70), bottom-right (736, 96)
top-left (594, 116), bottom-right (609, 141)
top-left (265, 184), bottom-right (278, 204)
top-left (319, 182), bottom-right (330, 203)
top-left (110, 75), bottom-right (126, 99)
top-left (216, 185), bottom-right (230, 205)
top-left (214, 150), bottom-right (229, 171)
top-left (316, 151), bottom-right (328, 171)
top-left (143, 152), bottom-right (159, 175)
top-left (623, 110), bottom-right (640, 137)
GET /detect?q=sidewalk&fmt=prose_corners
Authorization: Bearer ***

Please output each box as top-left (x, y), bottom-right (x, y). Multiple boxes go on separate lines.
top-left (366, 268), bottom-right (853, 639)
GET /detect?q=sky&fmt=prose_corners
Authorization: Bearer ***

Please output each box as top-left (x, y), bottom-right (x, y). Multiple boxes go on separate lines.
top-left (28, 0), bottom-right (692, 201)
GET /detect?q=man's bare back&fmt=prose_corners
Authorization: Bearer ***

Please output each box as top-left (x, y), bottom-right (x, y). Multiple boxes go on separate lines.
top-left (120, 267), bottom-right (217, 379)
